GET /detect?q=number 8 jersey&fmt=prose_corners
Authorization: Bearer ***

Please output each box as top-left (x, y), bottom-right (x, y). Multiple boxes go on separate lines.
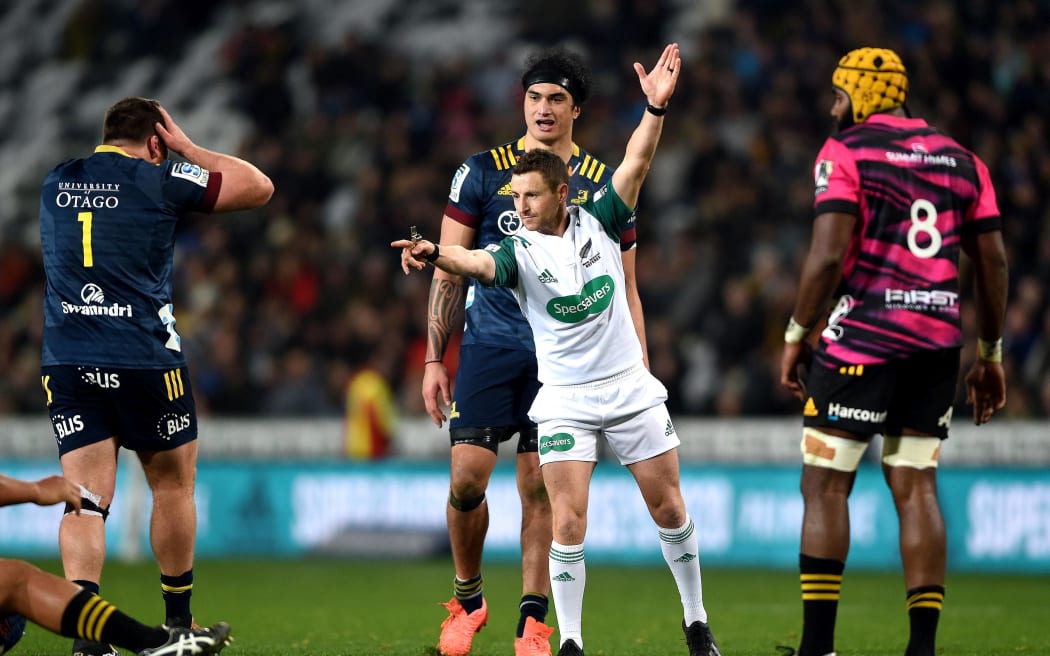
top-left (811, 114), bottom-right (1002, 366)
top-left (39, 145), bottom-right (221, 368)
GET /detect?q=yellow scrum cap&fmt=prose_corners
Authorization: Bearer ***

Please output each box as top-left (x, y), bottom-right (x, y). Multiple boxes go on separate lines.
top-left (832, 47), bottom-right (908, 123)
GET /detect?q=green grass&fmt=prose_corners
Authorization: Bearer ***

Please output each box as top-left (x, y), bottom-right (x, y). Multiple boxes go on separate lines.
top-left (13, 558), bottom-right (1049, 655)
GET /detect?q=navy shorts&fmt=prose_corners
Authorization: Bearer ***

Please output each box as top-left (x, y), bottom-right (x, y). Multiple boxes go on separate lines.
top-left (802, 348), bottom-right (960, 439)
top-left (450, 345), bottom-right (540, 452)
top-left (41, 365), bottom-right (197, 456)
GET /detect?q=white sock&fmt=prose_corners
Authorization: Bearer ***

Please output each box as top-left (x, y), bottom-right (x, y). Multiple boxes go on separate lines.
top-left (659, 516), bottom-right (707, 624)
top-left (549, 540), bottom-right (586, 650)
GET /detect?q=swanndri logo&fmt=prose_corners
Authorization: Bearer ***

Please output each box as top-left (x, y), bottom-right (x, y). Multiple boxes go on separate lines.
top-left (81, 283), bottom-right (105, 304)
top-left (552, 572), bottom-right (576, 582)
top-left (673, 553), bottom-right (696, 563)
top-left (63, 283), bottom-right (132, 317)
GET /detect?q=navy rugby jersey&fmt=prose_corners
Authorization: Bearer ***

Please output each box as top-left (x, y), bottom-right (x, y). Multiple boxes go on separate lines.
top-left (811, 114), bottom-right (1000, 366)
top-left (445, 137), bottom-right (635, 351)
top-left (40, 145), bottom-right (221, 368)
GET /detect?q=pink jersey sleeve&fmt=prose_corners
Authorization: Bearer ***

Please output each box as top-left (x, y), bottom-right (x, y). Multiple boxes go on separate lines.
top-left (813, 138), bottom-right (861, 214)
top-left (967, 155), bottom-right (1001, 225)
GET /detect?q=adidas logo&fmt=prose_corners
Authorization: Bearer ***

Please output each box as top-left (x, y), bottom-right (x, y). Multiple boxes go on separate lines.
top-left (497, 182), bottom-right (513, 196)
top-left (803, 397), bottom-right (819, 417)
top-left (674, 553), bottom-right (697, 563)
top-left (552, 571), bottom-right (575, 582)
top-left (538, 269), bottom-right (558, 284)
top-left (665, 420), bottom-right (675, 436)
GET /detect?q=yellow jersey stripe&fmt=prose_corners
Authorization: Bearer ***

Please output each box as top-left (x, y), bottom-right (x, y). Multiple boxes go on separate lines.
top-left (175, 368), bottom-right (185, 396)
top-left (42, 375), bottom-right (53, 405)
top-left (592, 162), bottom-right (606, 180)
top-left (586, 158), bottom-right (599, 179)
top-left (164, 372), bottom-right (174, 401)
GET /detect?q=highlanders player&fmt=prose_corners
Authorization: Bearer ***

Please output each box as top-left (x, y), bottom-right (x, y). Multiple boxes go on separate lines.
top-left (397, 43), bottom-right (720, 656)
top-left (779, 48), bottom-right (1008, 656)
top-left (38, 97), bottom-right (272, 656)
top-left (419, 47), bottom-right (648, 656)
top-left (0, 474), bottom-right (232, 655)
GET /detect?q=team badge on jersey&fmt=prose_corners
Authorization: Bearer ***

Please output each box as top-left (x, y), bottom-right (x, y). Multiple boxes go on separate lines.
top-left (450, 163), bottom-right (469, 202)
top-left (171, 162), bottom-right (210, 187)
top-left (814, 160), bottom-right (833, 195)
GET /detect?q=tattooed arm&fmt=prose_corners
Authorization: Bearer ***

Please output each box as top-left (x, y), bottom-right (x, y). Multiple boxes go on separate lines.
top-left (420, 216), bottom-right (472, 427)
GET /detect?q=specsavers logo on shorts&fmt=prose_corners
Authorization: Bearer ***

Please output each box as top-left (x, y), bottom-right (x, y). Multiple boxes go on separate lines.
top-left (539, 432), bottom-right (575, 455)
top-left (546, 275), bottom-right (615, 324)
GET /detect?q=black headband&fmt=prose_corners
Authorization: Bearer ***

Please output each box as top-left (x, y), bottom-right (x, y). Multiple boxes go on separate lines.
top-left (522, 69), bottom-right (582, 104)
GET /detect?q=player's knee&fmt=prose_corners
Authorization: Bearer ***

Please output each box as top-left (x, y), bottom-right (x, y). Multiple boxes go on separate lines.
top-left (800, 428), bottom-right (868, 472)
top-left (882, 435), bottom-right (940, 470)
top-left (552, 512), bottom-right (586, 544)
top-left (516, 467), bottom-right (547, 503)
top-left (448, 489), bottom-right (486, 512)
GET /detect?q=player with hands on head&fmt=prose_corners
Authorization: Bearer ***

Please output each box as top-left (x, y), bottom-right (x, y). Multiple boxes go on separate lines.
top-left (0, 474), bottom-right (232, 656)
top-left (778, 47), bottom-right (1008, 656)
top-left (415, 43), bottom-right (651, 656)
top-left (397, 44), bottom-right (721, 656)
top-left (38, 96), bottom-right (273, 656)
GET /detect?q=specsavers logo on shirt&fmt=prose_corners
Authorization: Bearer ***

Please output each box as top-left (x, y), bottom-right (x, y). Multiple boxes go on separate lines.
top-left (546, 275), bottom-right (615, 324)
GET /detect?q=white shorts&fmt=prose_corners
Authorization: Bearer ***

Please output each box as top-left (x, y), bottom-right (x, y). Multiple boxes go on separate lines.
top-left (529, 364), bottom-right (680, 466)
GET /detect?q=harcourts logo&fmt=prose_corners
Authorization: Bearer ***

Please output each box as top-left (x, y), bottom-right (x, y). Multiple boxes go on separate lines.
top-left (61, 283), bottom-right (133, 318)
top-left (539, 432), bottom-right (575, 455)
top-left (546, 275), bottom-right (614, 323)
top-left (827, 402), bottom-right (886, 424)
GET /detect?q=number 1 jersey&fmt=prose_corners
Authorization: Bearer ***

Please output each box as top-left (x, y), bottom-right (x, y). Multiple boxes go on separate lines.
top-left (40, 146), bottom-right (220, 368)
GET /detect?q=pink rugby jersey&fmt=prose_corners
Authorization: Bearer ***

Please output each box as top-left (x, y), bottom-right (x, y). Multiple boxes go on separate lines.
top-left (811, 114), bottom-right (1001, 366)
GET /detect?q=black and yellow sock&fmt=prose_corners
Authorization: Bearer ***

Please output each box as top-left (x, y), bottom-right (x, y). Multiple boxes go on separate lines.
top-left (905, 585), bottom-right (944, 656)
top-left (60, 589), bottom-right (168, 652)
top-left (72, 579), bottom-right (100, 596)
top-left (454, 574), bottom-right (484, 614)
top-left (161, 569), bottom-right (194, 627)
top-left (516, 593), bottom-right (548, 637)
top-left (799, 553), bottom-right (844, 656)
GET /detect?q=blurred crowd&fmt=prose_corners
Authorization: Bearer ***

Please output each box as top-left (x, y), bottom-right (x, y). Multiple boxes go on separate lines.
top-left (1, 0), bottom-right (1049, 420)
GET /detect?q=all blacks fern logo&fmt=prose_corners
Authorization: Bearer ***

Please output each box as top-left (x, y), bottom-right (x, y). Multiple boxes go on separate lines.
top-left (546, 275), bottom-right (615, 323)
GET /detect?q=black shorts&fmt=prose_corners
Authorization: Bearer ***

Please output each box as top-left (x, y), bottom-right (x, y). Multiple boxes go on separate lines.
top-left (41, 365), bottom-right (197, 456)
top-left (802, 348), bottom-right (960, 439)
top-left (449, 345), bottom-right (539, 453)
